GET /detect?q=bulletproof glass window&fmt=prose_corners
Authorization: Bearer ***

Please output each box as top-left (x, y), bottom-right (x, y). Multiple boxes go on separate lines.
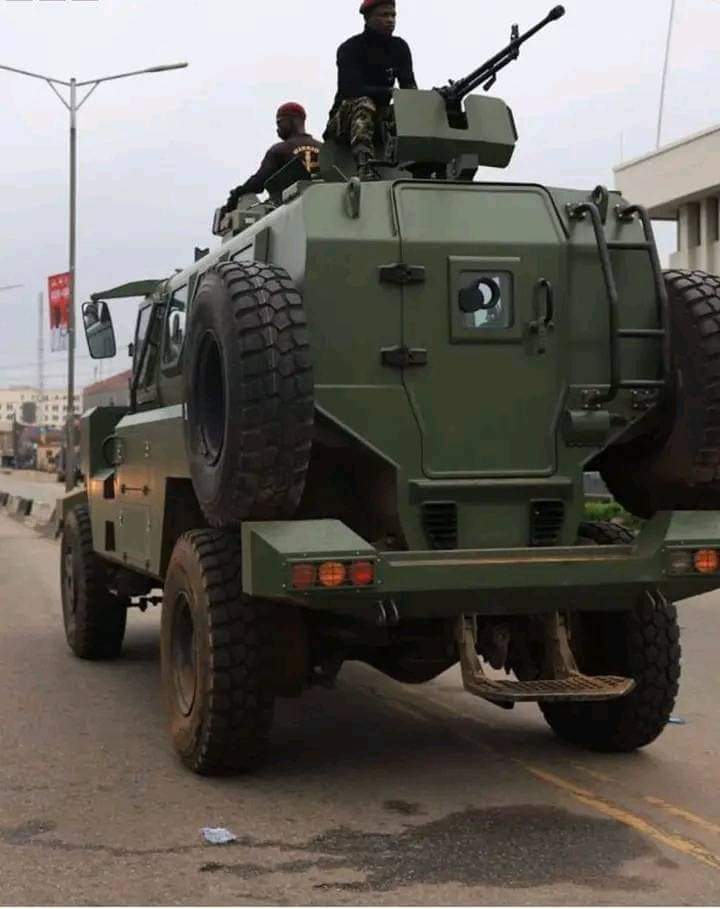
top-left (164, 285), bottom-right (188, 364)
top-left (134, 304), bottom-right (152, 372)
top-left (135, 302), bottom-right (165, 391)
top-left (457, 272), bottom-right (513, 330)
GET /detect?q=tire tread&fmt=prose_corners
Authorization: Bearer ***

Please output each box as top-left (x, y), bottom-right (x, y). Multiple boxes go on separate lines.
top-left (189, 262), bottom-right (314, 529)
top-left (541, 521), bottom-right (681, 753)
top-left (62, 505), bottom-right (127, 660)
top-left (165, 530), bottom-right (274, 775)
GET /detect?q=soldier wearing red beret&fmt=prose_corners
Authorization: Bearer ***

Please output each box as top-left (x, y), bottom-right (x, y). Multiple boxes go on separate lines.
top-left (226, 103), bottom-right (321, 209)
top-left (325, 0), bottom-right (417, 178)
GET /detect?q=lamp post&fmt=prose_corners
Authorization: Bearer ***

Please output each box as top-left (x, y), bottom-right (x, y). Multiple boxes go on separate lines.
top-left (0, 61), bottom-right (188, 491)
top-left (656, 0), bottom-right (677, 149)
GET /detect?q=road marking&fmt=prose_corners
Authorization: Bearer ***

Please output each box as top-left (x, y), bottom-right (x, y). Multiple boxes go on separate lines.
top-left (381, 697), bottom-right (433, 724)
top-left (571, 763), bottom-right (619, 785)
top-left (521, 764), bottom-right (720, 872)
top-left (571, 767), bottom-right (720, 838)
top-left (364, 682), bottom-right (720, 872)
top-left (645, 797), bottom-right (720, 838)
top-left (425, 699), bottom-right (488, 723)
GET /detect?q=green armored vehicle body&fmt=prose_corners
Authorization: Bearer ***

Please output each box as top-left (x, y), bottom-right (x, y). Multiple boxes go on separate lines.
top-left (61, 8), bottom-right (720, 774)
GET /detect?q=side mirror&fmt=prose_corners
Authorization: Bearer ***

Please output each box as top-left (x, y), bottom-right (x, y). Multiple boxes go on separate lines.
top-left (82, 300), bottom-right (117, 360)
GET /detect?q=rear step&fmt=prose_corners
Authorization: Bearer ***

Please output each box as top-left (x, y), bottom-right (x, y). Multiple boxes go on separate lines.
top-left (456, 615), bottom-right (635, 706)
top-left (458, 673), bottom-right (635, 704)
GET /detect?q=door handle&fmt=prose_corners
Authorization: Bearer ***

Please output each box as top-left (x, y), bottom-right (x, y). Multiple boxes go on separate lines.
top-left (529, 279), bottom-right (555, 354)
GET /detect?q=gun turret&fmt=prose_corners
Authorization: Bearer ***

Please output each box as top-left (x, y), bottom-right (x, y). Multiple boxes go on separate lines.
top-left (437, 6), bottom-right (566, 108)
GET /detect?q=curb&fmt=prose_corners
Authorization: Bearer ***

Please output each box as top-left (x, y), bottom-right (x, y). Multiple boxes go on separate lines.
top-left (0, 489), bottom-right (59, 538)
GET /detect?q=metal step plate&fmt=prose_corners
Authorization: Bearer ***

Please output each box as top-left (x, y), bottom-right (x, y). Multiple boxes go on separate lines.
top-left (466, 675), bottom-right (635, 704)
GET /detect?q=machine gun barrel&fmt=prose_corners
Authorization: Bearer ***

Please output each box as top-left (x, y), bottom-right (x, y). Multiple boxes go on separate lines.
top-left (439, 5), bottom-right (565, 105)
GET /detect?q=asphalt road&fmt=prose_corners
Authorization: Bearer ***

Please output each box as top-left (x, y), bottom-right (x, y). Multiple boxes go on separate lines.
top-left (1, 515), bottom-right (720, 906)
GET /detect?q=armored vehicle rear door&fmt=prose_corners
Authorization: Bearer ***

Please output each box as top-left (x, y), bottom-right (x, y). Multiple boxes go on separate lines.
top-left (392, 182), bottom-right (566, 479)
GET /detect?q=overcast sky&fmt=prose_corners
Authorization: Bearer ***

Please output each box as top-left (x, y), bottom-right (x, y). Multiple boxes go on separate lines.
top-left (1, 0), bottom-right (718, 392)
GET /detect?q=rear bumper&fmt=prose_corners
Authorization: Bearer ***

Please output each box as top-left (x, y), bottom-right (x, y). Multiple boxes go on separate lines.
top-left (241, 514), bottom-right (720, 611)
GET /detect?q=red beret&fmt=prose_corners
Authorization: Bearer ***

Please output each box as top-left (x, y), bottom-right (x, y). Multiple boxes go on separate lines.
top-left (276, 102), bottom-right (306, 119)
top-left (360, 0), bottom-right (395, 13)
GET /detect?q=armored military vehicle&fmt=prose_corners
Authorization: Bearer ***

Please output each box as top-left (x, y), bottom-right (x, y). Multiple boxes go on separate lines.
top-left (61, 7), bottom-right (720, 775)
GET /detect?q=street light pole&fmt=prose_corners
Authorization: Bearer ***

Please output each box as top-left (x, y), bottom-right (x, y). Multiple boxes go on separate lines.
top-left (657, 0), bottom-right (677, 149)
top-left (0, 60), bottom-right (188, 492)
top-left (68, 78), bottom-right (77, 491)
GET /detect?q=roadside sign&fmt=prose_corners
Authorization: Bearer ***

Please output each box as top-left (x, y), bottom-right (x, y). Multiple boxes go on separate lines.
top-left (48, 272), bottom-right (71, 353)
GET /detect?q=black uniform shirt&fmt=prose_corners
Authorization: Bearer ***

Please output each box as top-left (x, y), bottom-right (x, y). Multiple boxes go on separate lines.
top-left (331, 27), bottom-right (417, 114)
top-left (233, 133), bottom-right (321, 198)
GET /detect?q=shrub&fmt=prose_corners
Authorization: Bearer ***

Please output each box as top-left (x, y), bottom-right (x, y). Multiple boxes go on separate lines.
top-left (584, 500), bottom-right (644, 533)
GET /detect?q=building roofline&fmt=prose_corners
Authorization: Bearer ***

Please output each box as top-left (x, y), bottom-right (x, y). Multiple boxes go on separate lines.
top-left (82, 370), bottom-right (132, 396)
top-left (615, 121), bottom-right (720, 173)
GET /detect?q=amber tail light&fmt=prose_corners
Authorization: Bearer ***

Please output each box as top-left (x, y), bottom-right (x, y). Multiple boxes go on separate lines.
top-left (291, 560), bottom-right (377, 590)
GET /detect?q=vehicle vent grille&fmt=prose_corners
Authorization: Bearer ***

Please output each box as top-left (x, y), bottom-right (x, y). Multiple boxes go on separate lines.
top-left (530, 500), bottom-right (565, 547)
top-left (422, 501), bottom-right (458, 551)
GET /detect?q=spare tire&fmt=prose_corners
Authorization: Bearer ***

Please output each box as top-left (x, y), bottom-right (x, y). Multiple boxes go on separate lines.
top-left (597, 269), bottom-right (720, 518)
top-left (184, 261), bottom-right (314, 529)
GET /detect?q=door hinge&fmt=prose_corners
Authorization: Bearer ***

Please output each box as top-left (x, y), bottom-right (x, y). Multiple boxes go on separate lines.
top-left (381, 346), bottom-right (429, 369)
top-left (379, 264), bottom-right (426, 286)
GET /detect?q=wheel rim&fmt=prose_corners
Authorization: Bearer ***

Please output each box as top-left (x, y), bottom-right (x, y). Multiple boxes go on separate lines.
top-left (62, 540), bottom-right (76, 637)
top-left (171, 592), bottom-right (197, 717)
top-left (195, 331), bottom-right (226, 466)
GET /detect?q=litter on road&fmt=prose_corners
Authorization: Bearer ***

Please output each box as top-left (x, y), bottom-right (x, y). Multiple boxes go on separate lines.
top-left (200, 827), bottom-right (238, 846)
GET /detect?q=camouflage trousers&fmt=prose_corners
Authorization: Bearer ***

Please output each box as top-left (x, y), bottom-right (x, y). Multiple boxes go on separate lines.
top-left (324, 97), bottom-right (395, 156)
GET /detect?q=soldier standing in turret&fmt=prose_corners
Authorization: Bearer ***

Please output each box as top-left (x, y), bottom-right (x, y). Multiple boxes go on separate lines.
top-left (325, 0), bottom-right (417, 178)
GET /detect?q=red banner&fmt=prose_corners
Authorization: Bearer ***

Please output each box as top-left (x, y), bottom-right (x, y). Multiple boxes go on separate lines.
top-left (48, 272), bottom-right (71, 353)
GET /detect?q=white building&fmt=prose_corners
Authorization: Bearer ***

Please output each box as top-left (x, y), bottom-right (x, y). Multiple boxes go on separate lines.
top-left (615, 123), bottom-right (720, 273)
top-left (0, 386), bottom-right (81, 429)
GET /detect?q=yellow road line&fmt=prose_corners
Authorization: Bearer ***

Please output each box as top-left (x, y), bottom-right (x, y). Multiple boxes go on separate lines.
top-left (645, 797), bottom-right (720, 838)
top-left (367, 684), bottom-right (720, 871)
top-left (571, 763), bottom-right (619, 785)
top-left (425, 695), bottom-right (496, 731)
top-left (521, 763), bottom-right (720, 872)
top-left (382, 697), bottom-right (434, 724)
top-left (571, 768), bottom-right (720, 839)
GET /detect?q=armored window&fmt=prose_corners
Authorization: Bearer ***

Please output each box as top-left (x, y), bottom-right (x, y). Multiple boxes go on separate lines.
top-left (136, 303), bottom-right (165, 393)
top-left (457, 272), bottom-right (513, 331)
top-left (134, 304), bottom-right (153, 373)
top-left (163, 285), bottom-right (188, 365)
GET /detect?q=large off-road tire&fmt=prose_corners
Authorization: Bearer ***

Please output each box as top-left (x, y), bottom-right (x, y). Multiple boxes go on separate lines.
top-left (184, 261), bottom-right (314, 529)
top-left (540, 521), bottom-right (681, 753)
top-left (578, 521), bottom-right (635, 546)
top-left (60, 505), bottom-right (127, 660)
top-left (598, 269), bottom-right (720, 517)
top-left (161, 531), bottom-right (275, 775)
